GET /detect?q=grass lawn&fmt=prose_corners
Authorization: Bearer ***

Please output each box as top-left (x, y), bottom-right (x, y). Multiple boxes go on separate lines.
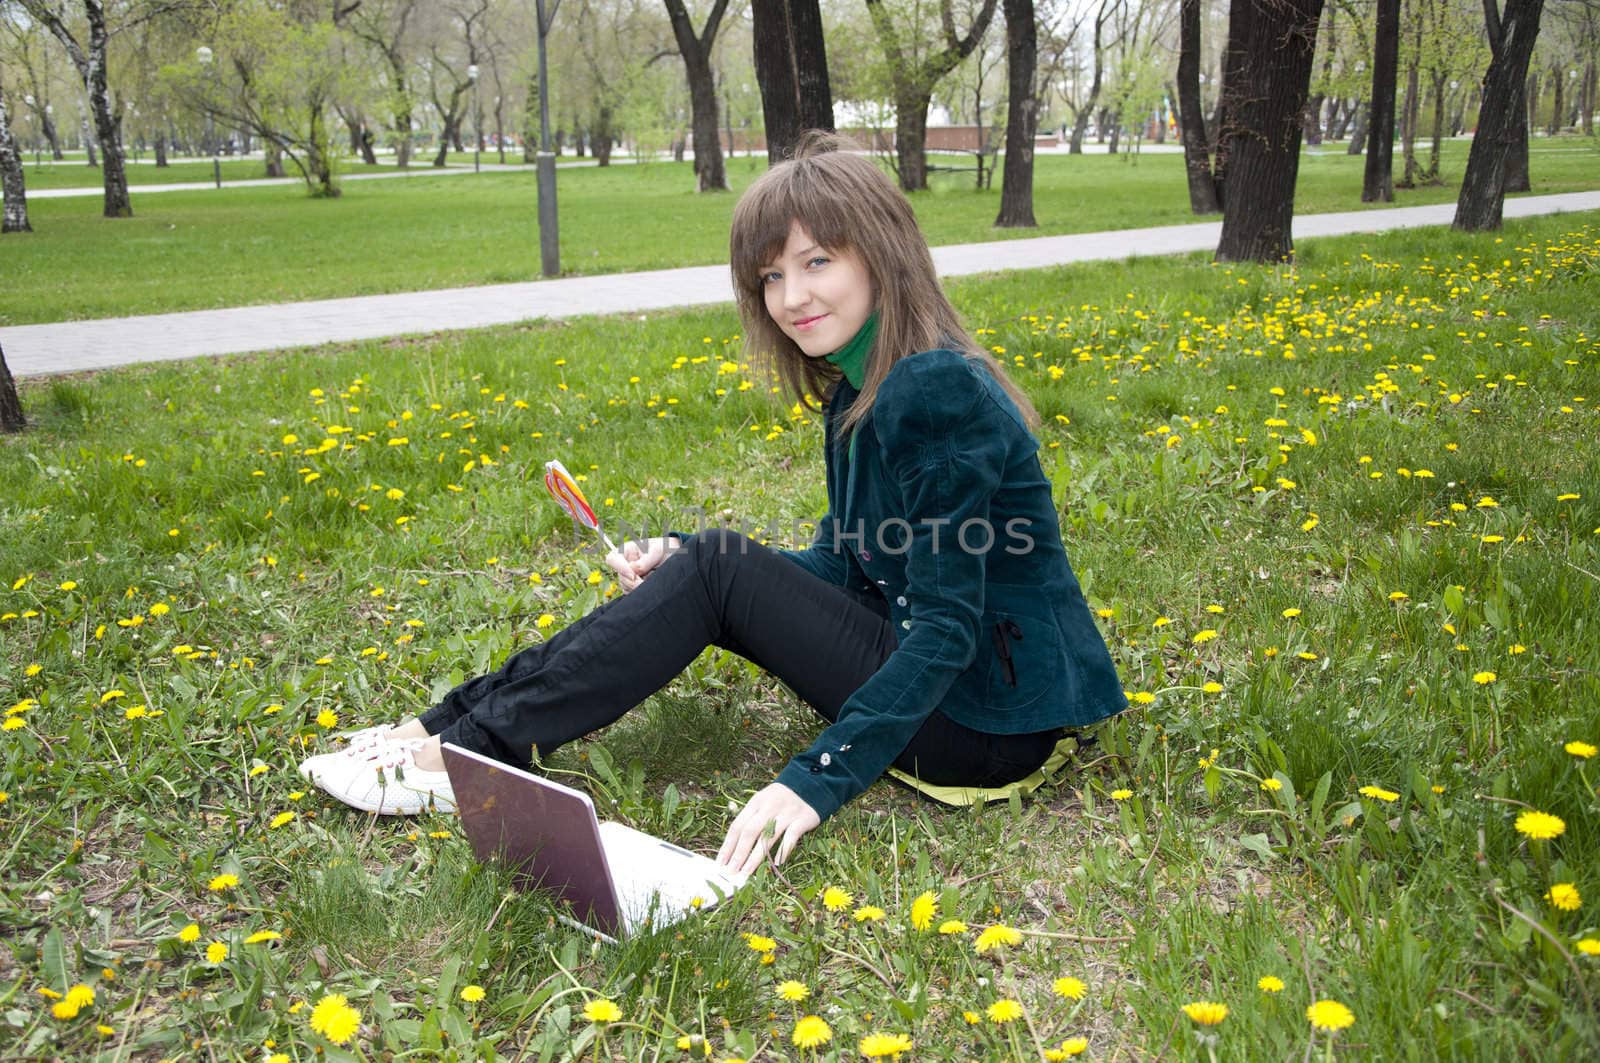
top-left (4, 138), bottom-right (1598, 326)
top-left (17, 156), bottom-right (418, 190)
top-left (2, 213), bottom-right (1598, 1058)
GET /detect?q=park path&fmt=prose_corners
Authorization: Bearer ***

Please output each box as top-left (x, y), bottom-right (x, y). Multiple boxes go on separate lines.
top-left (7, 190), bottom-right (1599, 379)
top-left (19, 159), bottom-right (612, 200)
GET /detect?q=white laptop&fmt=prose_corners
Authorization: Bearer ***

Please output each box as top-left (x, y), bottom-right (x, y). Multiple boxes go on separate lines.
top-left (442, 743), bottom-right (748, 941)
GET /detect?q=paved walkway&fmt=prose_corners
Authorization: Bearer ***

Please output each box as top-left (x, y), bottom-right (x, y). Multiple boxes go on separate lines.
top-left (20, 160), bottom-right (608, 200)
top-left (7, 190), bottom-right (1599, 378)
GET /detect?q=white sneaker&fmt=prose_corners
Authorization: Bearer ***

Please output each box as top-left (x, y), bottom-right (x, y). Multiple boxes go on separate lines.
top-left (296, 725), bottom-right (393, 783)
top-left (301, 738), bottom-right (457, 815)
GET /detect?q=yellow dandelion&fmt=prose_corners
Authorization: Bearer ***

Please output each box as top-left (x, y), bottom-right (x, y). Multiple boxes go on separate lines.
top-left (1258, 975), bottom-right (1285, 993)
top-left (460, 985), bottom-right (485, 1003)
top-left (777, 980), bottom-right (809, 1003)
top-left (1182, 1001), bottom-right (1228, 1026)
top-left (1515, 810), bottom-right (1566, 841)
top-left (1565, 741), bottom-right (1597, 759)
top-left (1472, 671), bottom-right (1497, 685)
top-left (582, 998), bottom-right (621, 1023)
top-left (1547, 883), bottom-right (1582, 912)
top-left (206, 941), bottom-right (228, 964)
top-left (909, 890), bottom-right (938, 931)
top-left (938, 920), bottom-right (968, 935)
top-left (1576, 939), bottom-right (1600, 956)
top-left (207, 873), bottom-right (239, 892)
top-left (308, 993), bottom-right (362, 1044)
top-left (973, 924), bottom-right (1023, 953)
top-left (1045, 1036), bottom-right (1089, 1059)
top-left (742, 933), bottom-right (776, 953)
top-left (858, 1032), bottom-right (913, 1058)
top-left (1053, 976), bottom-right (1087, 1000)
top-left (853, 905), bottom-right (887, 923)
top-left (1306, 999), bottom-right (1355, 1033)
top-left (986, 998), bottom-right (1023, 1024)
top-left (244, 930), bottom-right (282, 945)
top-left (822, 886), bottom-right (852, 911)
top-left (1358, 785), bottom-right (1399, 803)
top-left (1261, 778), bottom-right (1284, 792)
top-left (1110, 788), bottom-right (1133, 801)
top-left (792, 1015), bottom-right (832, 1048)
top-left (178, 923), bottom-right (200, 943)
top-left (1192, 629), bottom-right (1219, 644)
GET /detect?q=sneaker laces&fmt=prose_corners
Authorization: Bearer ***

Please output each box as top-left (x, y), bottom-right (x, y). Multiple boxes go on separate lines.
top-left (357, 737), bottom-right (426, 772)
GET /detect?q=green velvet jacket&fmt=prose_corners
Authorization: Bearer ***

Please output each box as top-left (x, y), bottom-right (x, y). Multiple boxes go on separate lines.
top-left (766, 348), bottom-right (1128, 821)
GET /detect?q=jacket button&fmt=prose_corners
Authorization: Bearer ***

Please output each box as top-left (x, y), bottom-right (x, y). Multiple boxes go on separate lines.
top-left (860, 549), bottom-right (873, 562)
top-left (901, 619), bottom-right (912, 630)
top-left (820, 753), bottom-right (831, 767)
top-left (896, 595), bottom-right (907, 606)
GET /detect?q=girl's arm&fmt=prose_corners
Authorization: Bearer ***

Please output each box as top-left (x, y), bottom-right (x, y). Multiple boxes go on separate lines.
top-left (779, 351), bottom-right (1008, 822)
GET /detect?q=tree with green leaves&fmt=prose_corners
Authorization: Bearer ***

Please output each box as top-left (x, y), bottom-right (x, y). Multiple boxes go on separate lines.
top-left (19, 0), bottom-right (136, 217)
top-left (864, 0), bottom-right (999, 191)
top-left (165, 2), bottom-right (362, 197)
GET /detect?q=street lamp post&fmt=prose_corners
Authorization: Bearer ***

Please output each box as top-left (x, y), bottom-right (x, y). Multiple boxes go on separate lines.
top-left (196, 46), bottom-right (221, 188)
top-left (534, 0), bottom-right (561, 276)
top-left (467, 63), bottom-right (481, 173)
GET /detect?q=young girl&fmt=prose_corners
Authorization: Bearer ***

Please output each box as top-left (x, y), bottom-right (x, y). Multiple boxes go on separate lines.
top-left (298, 133), bottom-right (1126, 876)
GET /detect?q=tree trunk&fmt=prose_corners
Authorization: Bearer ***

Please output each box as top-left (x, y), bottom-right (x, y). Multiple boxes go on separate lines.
top-left (1580, 57), bottom-right (1593, 135)
top-left (1177, 0), bottom-right (1221, 213)
top-left (1215, 0), bottom-right (1325, 263)
top-left (994, 0), bottom-right (1038, 227)
top-left (265, 139), bottom-right (285, 178)
top-left (433, 116), bottom-right (454, 167)
top-left (0, 341), bottom-right (25, 434)
top-left (1426, 73), bottom-right (1446, 181)
top-left (1070, 11), bottom-right (1105, 156)
top-left (1327, 97), bottom-right (1349, 139)
top-left (1346, 99), bottom-right (1368, 153)
top-left (0, 85), bottom-right (33, 234)
top-left (1399, 45), bottom-right (1421, 185)
top-left (1506, 67), bottom-right (1533, 191)
top-left (1362, 0), bottom-right (1398, 202)
top-left (1303, 93), bottom-right (1324, 144)
top-left (1546, 63), bottom-right (1559, 134)
top-left (42, 111), bottom-right (63, 159)
top-left (1455, 0), bottom-right (1545, 230)
top-left (752, 0), bottom-right (834, 165)
top-left (894, 91), bottom-right (931, 190)
top-left (83, 9), bottom-right (127, 215)
top-left (664, 0), bottom-right (729, 192)
top-left (593, 107), bottom-right (613, 165)
top-left (81, 111), bottom-right (97, 166)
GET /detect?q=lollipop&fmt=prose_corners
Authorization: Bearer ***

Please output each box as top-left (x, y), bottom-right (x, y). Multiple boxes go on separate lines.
top-left (543, 459), bottom-right (620, 555)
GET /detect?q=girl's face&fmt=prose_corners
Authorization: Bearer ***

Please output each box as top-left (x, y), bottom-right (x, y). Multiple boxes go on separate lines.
top-left (760, 222), bottom-right (874, 359)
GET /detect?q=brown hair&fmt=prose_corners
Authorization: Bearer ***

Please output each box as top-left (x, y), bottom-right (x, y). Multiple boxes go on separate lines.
top-left (729, 131), bottom-right (1040, 445)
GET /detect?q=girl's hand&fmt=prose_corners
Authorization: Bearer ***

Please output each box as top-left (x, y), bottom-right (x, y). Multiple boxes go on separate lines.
top-left (717, 782), bottom-right (821, 875)
top-left (604, 536), bottom-right (681, 593)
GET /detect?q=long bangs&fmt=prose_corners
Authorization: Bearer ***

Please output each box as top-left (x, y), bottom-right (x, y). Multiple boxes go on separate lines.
top-left (729, 157), bottom-right (871, 296)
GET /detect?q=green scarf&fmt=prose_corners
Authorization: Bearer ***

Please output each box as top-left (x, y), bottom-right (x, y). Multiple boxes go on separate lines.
top-left (824, 312), bottom-right (878, 390)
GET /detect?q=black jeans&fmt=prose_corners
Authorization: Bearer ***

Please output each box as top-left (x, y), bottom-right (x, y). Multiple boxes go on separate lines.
top-left (420, 528), bottom-right (1062, 792)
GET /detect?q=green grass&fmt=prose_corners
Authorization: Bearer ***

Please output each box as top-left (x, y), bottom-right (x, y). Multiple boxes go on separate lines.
top-left (16, 155), bottom-right (418, 189)
top-left (2, 213), bottom-right (1598, 1058)
top-left (5, 139), bottom-right (1599, 326)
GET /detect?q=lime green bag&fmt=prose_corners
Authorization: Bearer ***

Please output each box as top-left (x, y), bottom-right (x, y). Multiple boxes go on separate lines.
top-left (884, 733), bottom-right (1081, 807)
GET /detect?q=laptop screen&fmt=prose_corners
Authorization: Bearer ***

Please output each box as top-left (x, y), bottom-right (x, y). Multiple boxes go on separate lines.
top-left (442, 744), bottom-right (624, 936)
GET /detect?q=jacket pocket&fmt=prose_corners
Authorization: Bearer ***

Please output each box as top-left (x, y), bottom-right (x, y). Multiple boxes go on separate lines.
top-left (982, 599), bottom-right (1065, 712)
